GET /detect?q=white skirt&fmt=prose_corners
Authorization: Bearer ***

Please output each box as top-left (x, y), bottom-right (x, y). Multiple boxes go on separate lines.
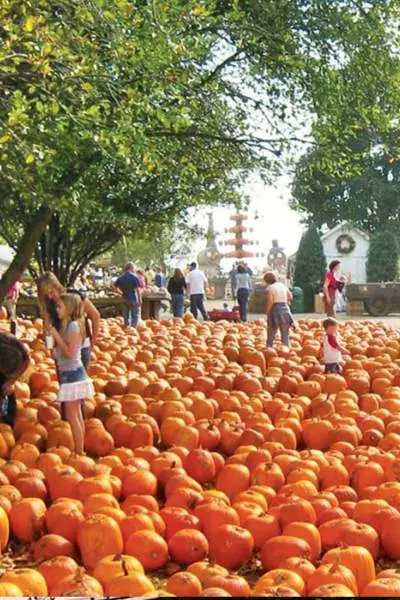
top-left (58, 379), bottom-right (94, 402)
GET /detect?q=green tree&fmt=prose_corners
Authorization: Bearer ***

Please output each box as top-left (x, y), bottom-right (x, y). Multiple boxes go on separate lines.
top-left (294, 225), bottom-right (326, 311)
top-left (291, 130), bottom-right (400, 233)
top-left (0, 0), bottom-right (398, 297)
top-left (110, 219), bottom-right (202, 271)
top-left (367, 230), bottom-right (399, 282)
top-left (0, 0), bottom-right (259, 292)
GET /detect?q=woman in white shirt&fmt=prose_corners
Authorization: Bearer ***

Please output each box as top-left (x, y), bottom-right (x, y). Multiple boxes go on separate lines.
top-left (264, 272), bottom-right (294, 348)
top-left (235, 264), bottom-right (252, 321)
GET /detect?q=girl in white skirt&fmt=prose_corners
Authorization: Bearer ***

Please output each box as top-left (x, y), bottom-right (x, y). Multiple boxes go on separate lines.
top-left (50, 293), bottom-right (94, 453)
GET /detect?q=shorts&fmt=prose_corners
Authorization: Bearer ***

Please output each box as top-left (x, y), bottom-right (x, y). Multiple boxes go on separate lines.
top-left (325, 363), bottom-right (341, 374)
top-left (58, 366), bottom-right (94, 402)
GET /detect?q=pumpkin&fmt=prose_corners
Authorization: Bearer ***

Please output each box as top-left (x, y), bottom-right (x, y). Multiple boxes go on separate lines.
top-left (125, 530), bottom-right (168, 571)
top-left (93, 553), bottom-right (144, 586)
top-left (32, 533), bottom-right (75, 561)
top-left (38, 556), bottom-right (79, 594)
top-left (77, 513), bottom-right (123, 570)
top-left (50, 567), bottom-right (104, 596)
top-left (261, 535), bottom-right (312, 570)
top-left (208, 524), bottom-right (254, 570)
top-left (168, 528), bottom-right (209, 564)
top-left (165, 572), bottom-right (202, 596)
top-left (9, 497), bottom-right (46, 542)
top-left (0, 568), bottom-right (48, 596)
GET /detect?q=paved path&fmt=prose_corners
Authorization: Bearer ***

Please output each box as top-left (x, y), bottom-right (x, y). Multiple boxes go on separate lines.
top-left (164, 299), bottom-right (400, 328)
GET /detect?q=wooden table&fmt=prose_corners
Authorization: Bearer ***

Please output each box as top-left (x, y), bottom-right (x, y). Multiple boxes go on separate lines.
top-left (16, 294), bottom-right (169, 320)
top-left (141, 294), bottom-right (169, 319)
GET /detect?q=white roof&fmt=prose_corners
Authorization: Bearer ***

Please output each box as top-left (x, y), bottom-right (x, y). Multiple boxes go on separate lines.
top-left (321, 221), bottom-right (370, 242)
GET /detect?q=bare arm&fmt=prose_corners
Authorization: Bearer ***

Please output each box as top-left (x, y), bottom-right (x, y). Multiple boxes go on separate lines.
top-left (51, 326), bottom-right (79, 359)
top-left (287, 288), bottom-right (293, 303)
top-left (43, 311), bottom-right (51, 334)
top-left (323, 275), bottom-right (330, 299)
top-left (83, 298), bottom-right (100, 345)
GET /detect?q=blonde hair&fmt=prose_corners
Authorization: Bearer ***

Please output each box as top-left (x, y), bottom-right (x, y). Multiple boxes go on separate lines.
top-left (59, 293), bottom-right (86, 341)
top-left (37, 272), bottom-right (65, 316)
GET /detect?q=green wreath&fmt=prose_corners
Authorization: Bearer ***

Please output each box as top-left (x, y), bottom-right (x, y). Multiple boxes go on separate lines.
top-left (336, 233), bottom-right (356, 255)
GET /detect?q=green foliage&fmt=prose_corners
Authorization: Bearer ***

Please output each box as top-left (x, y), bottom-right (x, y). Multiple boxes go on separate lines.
top-left (0, 0), bottom-right (398, 292)
top-left (294, 225), bottom-right (326, 288)
top-left (367, 230), bottom-right (399, 282)
top-left (291, 130), bottom-right (400, 233)
top-left (110, 220), bottom-right (202, 270)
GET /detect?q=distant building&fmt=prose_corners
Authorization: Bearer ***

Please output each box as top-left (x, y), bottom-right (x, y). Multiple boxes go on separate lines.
top-left (288, 222), bottom-right (370, 284)
top-left (321, 222), bottom-right (370, 284)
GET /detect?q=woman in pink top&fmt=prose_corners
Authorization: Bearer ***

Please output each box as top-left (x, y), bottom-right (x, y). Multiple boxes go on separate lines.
top-left (4, 281), bottom-right (20, 320)
top-left (323, 260), bottom-right (344, 317)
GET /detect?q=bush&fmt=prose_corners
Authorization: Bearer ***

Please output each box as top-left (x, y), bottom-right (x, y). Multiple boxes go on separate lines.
top-left (293, 225), bottom-right (326, 312)
top-left (294, 225), bottom-right (326, 288)
top-left (367, 230), bottom-right (399, 282)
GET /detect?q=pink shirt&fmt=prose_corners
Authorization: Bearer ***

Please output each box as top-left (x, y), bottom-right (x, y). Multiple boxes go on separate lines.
top-left (6, 282), bottom-right (20, 300)
top-left (325, 271), bottom-right (337, 299)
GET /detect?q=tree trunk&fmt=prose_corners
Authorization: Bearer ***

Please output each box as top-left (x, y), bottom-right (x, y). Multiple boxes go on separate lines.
top-left (0, 205), bottom-right (53, 303)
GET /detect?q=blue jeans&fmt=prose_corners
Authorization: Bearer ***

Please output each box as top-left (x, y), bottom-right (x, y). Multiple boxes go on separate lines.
top-left (59, 366), bottom-right (87, 384)
top-left (171, 293), bottom-right (184, 318)
top-left (122, 300), bottom-right (139, 327)
top-left (267, 321), bottom-right (290, 347)
top-left (237, 288), bottom-right (250, 321)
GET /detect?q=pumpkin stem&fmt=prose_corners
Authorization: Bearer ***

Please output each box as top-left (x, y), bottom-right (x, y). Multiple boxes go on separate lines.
top-left (329, 562), bottom-right (338, 573)
top-left (122, 559), bottom-right (129, 576)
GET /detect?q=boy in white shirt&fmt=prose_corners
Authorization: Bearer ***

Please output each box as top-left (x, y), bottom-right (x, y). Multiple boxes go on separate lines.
top-left (322, 317), bottom-right (342, 374)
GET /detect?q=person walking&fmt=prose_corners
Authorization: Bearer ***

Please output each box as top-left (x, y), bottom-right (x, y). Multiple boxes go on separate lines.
top-left (229, 265), bottom-right (237, 300)
top-left (50, 293), bottom-right (94, 454)
top-left (323, 260), bottom-right (345, 317)
top-left (113, 262), bottom-right (141, 327)
top-left (186, 262), bottom-right (208, 321)
top-left (235, 264), bottom-right (252, 321)
top-left (167, 268), bottom-right (187, 317)
top-left (37, 271), bottom-right (100, 370)
top-left (264, 272), bottom-right (295, 349)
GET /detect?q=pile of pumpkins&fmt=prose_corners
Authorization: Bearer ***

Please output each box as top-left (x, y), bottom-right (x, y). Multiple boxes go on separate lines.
top-left (1, 314), bottom-right (400, 595)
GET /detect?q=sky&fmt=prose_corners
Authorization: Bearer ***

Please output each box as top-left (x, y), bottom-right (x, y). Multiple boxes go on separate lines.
top-left (191, 174), bottom-right (305, 273)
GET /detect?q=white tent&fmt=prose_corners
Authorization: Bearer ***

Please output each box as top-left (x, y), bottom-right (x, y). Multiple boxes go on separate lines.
top-left (0, 245), bottom-right (14, 275)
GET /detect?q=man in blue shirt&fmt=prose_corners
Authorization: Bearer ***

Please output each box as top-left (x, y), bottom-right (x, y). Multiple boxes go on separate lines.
top-left (113, 262), bottom-right (141, 327)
